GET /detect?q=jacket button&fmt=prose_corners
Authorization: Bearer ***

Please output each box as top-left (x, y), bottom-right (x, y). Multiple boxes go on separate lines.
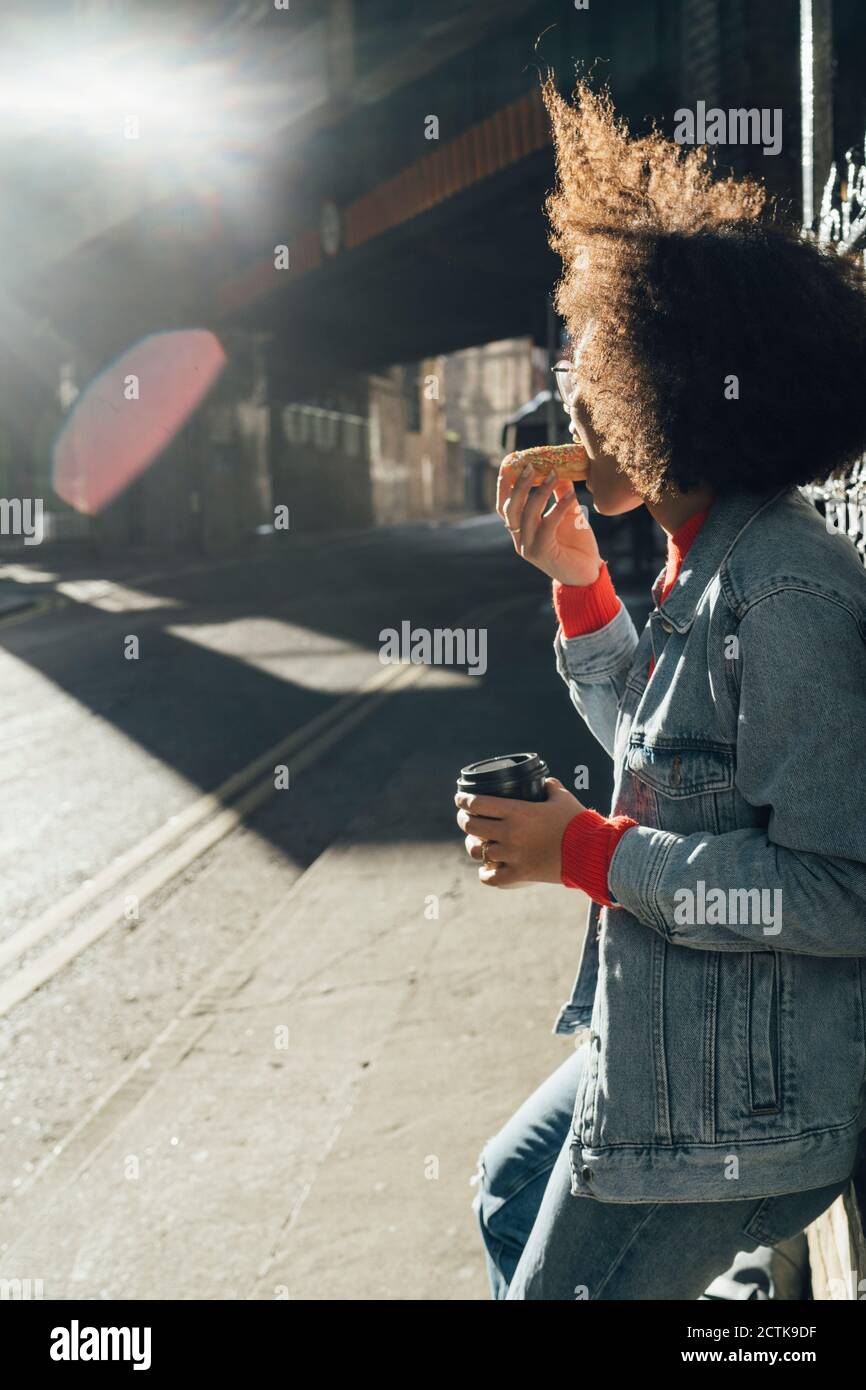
top-left (661, 619), bottom-right (673, 633)
top-left (580, 1165), bottom-right (593, 1182)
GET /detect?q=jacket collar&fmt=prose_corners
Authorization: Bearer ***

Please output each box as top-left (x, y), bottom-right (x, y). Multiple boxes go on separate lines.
top-left (652, 486), bottom-right (789, 633)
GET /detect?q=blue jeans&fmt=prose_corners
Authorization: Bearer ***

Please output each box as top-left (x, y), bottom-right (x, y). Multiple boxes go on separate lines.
top-left (472, 1044), bottom-right (852, 1300)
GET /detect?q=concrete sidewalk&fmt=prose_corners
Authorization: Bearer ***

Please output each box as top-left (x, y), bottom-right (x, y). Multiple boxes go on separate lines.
top-left (0, 738), bottom-right (586, 1300)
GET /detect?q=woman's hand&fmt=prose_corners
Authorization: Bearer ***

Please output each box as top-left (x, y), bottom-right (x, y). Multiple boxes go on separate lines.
top-left (455, 778), bottom-right (585, 888)
top-left (496, 459), bottom-right (601, 587)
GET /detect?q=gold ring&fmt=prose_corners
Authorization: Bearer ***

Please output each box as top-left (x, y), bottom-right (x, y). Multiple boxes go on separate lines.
top-left (481, 840), bottom-right (493, 866)
top-left (506, 526), bottom-right (521, 534)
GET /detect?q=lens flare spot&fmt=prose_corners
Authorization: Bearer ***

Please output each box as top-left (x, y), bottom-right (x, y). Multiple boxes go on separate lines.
top-left (52, 330), bottom-right (227, 515)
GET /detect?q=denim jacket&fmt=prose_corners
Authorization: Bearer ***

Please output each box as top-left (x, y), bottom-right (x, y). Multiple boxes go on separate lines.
top-left (553, 484), bottom-right (866, 1203)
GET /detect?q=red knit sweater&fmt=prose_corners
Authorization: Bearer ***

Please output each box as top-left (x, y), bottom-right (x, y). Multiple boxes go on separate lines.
top-left (554, 506), bottom-right (710, 905)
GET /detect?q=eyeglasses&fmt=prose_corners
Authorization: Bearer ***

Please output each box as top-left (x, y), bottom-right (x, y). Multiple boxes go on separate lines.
top-left (551, 359), bottom-right (578, 406)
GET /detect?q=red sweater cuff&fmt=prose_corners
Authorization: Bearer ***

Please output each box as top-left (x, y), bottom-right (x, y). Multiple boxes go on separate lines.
top-left (552, 561), bottom-right (621, 638)
top-left (560, 808), bottom-right (638, 907)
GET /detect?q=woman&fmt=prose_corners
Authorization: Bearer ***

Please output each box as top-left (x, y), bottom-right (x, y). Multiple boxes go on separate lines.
top-left (455, 79), bottom-right (866, 1300)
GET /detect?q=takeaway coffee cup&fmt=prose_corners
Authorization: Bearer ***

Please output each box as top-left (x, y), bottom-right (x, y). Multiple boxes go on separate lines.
top-left (457, 752), bottom-right (549, 802)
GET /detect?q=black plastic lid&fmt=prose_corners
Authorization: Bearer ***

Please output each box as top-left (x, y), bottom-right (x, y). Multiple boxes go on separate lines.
top-left (457, 751), bottom-right (547, 791)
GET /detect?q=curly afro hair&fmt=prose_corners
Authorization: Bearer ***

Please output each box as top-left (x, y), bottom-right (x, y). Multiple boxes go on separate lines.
top-left (541, 76), bottom-right (866, 502)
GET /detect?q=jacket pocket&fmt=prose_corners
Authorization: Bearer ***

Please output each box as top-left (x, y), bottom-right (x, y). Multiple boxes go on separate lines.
top-left (625, 734), bottom-right (735, 797)
top-left (624, 735), bottom-right (736, 834)
top-left (747, 953), bottom-right (781, 1114)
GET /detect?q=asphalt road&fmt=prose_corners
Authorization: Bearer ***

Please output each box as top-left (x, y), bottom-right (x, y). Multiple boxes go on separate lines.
top-left (0, 516), bottom-right (652, 1266)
